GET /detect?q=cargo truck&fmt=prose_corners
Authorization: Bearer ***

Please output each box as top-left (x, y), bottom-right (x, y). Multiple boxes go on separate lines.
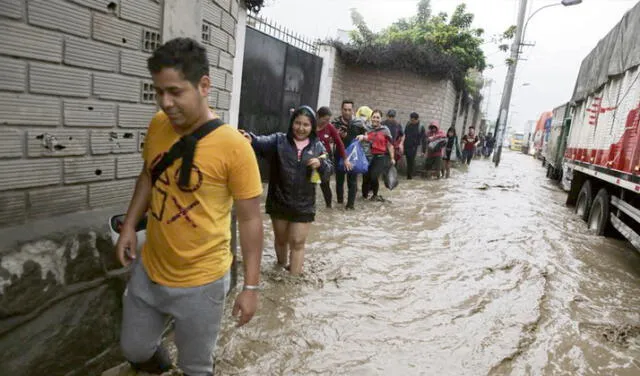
top-left (562, 2), bottom-right (640, 248)
top-left (543, 103), bottom-right (572, 181)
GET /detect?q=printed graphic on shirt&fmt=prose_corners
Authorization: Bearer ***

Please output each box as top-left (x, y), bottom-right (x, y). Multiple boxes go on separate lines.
top-left (149, 152), bottom-right (203, 229)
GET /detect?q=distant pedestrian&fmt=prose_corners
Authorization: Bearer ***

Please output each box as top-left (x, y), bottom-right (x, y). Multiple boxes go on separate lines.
top-left (382, 109), bottom-right (405, 163)
top-left (423, 121), bottom-right (447, 179)
top-left (356, 109), bottom-right (395, 201)
top-left (403, 112), bottom-right (425, 180)
top-left (442, 127), bottom-right (462, 178)
top-left (461, 126), bottom-right (480, 165)
top-left (483, 132), bottom-right (495, 158)
top-left (316, 106), bottom-right (351, 208)
top-left (246, 106), bottom-right (333, 275)
top-left (332, 100), bottom-right (367, 210)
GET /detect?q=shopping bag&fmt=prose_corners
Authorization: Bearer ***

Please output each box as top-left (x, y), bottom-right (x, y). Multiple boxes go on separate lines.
top-left (338, 140), bottom-right (369, 174)
top-left (383, 164), bottom-right (399, 190)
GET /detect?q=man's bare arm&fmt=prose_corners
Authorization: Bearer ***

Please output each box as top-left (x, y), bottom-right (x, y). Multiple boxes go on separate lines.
top-left (115, 165), bottom-right (151, 265)
top-left (231, 195), bottom-right (263, 326)
top-left (234, 196), bottom-right (263, 286)
top-left (123, 165), bottom-right (152, 229)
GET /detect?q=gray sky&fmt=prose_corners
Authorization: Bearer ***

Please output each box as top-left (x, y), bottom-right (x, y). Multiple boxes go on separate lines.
top-left (259, 0), bottom-right (638, 132)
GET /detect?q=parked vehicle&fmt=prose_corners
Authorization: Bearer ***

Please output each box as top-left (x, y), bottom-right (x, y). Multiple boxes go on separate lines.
top-left (533, 111), bottom-right (553, 161)
top-left (510, 132), bottom-right (524, 151)
top-left (543, 103), bottom-right (572, 181)
top-left (563, 2), bottom-right (640, 248)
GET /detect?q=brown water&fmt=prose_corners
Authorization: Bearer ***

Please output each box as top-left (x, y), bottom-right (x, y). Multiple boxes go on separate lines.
top-left (214, 151), bottom-right (640, 376)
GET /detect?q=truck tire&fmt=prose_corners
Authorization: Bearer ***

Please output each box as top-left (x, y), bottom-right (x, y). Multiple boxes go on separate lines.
top-left (588, 188), bottom-right (610, 236)
top-left (575, 180), bottom-right (592, 222)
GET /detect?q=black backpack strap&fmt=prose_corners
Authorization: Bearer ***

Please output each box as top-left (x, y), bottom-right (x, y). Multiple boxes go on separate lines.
top-left (151, 118), bottom-right (225, 187)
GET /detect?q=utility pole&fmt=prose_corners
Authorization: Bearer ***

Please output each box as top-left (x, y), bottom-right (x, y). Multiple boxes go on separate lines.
top-left (493, 0), bottom-right (528, 167)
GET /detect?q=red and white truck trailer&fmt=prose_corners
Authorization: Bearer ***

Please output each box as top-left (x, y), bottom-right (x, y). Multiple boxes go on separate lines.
top-left (563, 2), bottom-right (640, 248)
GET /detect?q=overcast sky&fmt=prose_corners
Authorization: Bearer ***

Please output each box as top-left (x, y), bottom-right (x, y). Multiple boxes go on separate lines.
top-left (259, 0), bottom-right (638, 132)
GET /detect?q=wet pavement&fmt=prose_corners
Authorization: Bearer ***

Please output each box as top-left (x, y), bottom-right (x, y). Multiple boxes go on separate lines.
top-left (214, 151), bottom-right (640, 375)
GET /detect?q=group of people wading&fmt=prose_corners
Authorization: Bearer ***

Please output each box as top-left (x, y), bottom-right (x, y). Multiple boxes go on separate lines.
top-left (114, 37), bottom-right (493, 375)
top-left (244, 100), bottom-right (492, 280)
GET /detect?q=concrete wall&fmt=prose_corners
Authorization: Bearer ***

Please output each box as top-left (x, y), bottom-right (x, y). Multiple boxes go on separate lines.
top-left (327, 52), bottom-right (458, 127)
top-left (0, 1), bottom-right (243, 375)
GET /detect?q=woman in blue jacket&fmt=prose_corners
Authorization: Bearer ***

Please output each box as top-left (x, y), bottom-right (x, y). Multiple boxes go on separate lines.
top-left (245, 106), bottom-right (333, 275)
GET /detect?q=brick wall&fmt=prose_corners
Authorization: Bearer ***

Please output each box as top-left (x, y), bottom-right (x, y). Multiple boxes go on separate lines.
top-left (0, 0), bottom-right (240, 227)
top-left (202, 0), bottom-right (239, 124)
top-left (328, 55), bottom-right (459, 127)
top-left (0, 1), bottom-right (243, 375)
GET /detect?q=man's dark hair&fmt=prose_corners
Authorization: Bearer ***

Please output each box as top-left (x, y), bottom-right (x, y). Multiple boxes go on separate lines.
top-left (341, 100), bottom-right (354, 109)
top-left (469, 126), bottom-right (476, 130)
top-left (410, 112), bottom-right (419, 119)
top-left (317, 106), bottom-right (332, 118)
top-left (147, 38), bottom-right (209, 86)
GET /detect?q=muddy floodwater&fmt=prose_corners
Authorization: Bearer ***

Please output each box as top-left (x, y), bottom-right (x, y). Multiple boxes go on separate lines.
top-left (214, 151), bottom-right (640, 376)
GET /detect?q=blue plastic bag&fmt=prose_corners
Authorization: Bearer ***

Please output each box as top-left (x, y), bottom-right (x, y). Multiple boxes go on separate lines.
top-left (338, 140), bottom-right (369, 174)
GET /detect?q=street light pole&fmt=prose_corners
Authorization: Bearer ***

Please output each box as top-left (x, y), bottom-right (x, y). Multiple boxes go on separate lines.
top-left (493, 0), bottom-right (527, 167)
top-left (492, 0), bottom-right (582, 167)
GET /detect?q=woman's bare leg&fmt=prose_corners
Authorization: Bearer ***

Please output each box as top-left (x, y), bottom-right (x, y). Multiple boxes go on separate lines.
top-left (271, 217), bottom-right (290, 267)
top-left (287, 222), bottom-right (312, 275)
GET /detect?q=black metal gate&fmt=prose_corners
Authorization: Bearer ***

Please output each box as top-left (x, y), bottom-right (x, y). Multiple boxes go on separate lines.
top-left (238, 26), bottom-right (323, 136)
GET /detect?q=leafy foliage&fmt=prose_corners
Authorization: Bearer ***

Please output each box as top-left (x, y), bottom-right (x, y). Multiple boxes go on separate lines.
top-left (245, 0), bottom-right (266, 13)
top-left (335, 1), bottom-right (487, 92)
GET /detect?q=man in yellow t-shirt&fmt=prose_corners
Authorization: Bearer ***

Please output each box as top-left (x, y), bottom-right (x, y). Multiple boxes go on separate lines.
top-left (115, 38), bottom-right (263, 376)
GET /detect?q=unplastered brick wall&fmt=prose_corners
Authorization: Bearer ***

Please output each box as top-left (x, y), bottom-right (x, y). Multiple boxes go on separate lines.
top-left (201, 0), bottom-right (240, 124)
top-left (328, 56), bottom-right (459, 127)
top-left (0, 0), bottom-right (240, 227)
top-left (0, 0), bottom-right (165, 226)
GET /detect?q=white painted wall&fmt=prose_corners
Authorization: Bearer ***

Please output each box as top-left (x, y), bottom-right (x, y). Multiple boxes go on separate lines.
top-left (317, 44), bottom-right (336, 108)
top-left (162, 0), bottom-right (203, 41)
top-left (229, 7), bottom-right (247, 128)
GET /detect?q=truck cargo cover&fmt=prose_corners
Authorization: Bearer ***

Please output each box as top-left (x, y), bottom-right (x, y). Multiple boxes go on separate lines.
top-left (571, 1), bottom-right (640, 103)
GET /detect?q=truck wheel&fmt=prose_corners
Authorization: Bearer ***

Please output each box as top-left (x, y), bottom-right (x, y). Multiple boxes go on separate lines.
top-left (575, 180), bottom-right (592, 222)
top-left (588, 189), bottom-right (610, 236)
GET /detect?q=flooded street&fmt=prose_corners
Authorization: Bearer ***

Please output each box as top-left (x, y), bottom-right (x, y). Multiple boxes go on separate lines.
top-left (215, 151), bottom-right (640, 375)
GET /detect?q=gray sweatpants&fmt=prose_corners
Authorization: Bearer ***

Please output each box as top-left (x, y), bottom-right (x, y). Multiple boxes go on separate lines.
top-left (120, 259), bottom-right (230, 376)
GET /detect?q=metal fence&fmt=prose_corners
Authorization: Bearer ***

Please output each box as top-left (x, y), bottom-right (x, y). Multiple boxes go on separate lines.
top-left (246, 12), bottom-right (319, 55)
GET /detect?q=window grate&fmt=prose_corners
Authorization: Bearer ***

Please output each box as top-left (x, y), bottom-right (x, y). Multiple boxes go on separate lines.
top-left (143, 29), bottom-right (161, 52)
top-left (141, 81), bottom-right (156, 103)
top-left (202, 22), bottom-right (211, 43)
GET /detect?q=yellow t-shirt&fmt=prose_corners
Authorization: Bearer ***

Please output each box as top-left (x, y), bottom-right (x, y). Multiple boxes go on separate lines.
top-left (141, 111), bottom-right (263, 287)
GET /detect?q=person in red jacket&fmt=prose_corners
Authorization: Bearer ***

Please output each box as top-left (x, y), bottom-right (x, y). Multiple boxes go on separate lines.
top-left (356, 109), bottom-right (395, 200)
top-left (422, 121), bottom-right (447, 179)
top-left (316, 107), bottom-right (351, 208)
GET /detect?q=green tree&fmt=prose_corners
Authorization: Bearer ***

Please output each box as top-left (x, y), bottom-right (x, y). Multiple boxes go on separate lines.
top-left (348, 2), bottom-right (487, 77)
